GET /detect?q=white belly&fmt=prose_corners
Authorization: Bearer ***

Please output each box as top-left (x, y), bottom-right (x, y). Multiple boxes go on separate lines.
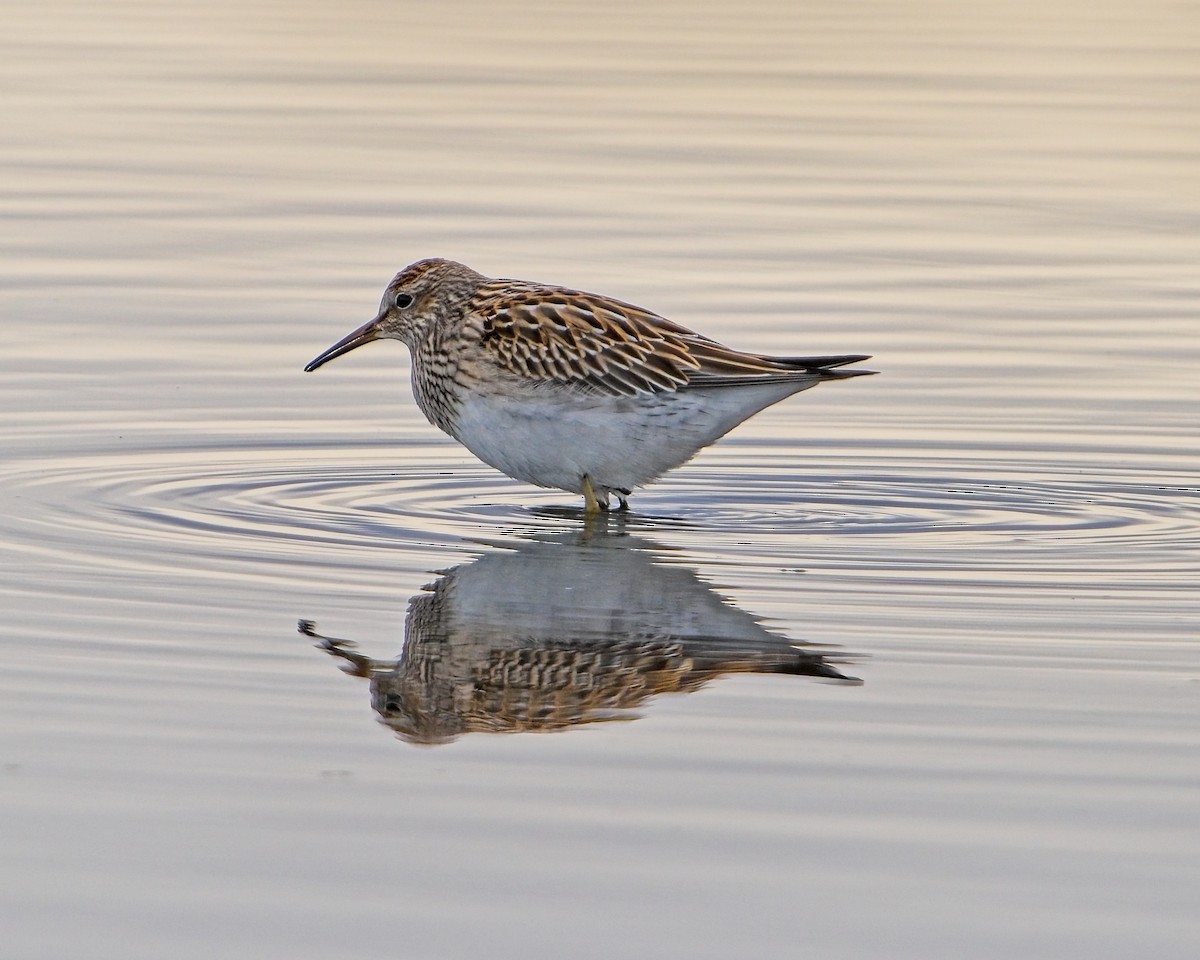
top-left (447, 382), bottom-right (812, 495)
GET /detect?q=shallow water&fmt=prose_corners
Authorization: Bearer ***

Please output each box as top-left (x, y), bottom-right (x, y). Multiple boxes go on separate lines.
top-left (2, 1), bottom-right (1198, 958)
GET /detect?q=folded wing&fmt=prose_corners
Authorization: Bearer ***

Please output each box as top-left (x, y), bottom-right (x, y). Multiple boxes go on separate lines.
top-left (473, 281), bottom-right (873, 397)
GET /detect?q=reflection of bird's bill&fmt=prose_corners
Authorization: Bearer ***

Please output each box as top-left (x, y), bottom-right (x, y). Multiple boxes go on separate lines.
top-left (303, 527), bottom-right (861, 745)
top-left (299, 619), bottom-right (373, 677)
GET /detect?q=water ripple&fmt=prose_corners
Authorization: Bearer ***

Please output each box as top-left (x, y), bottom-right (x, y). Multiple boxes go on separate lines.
top-left (2, 434), bottom-right (1195, 594)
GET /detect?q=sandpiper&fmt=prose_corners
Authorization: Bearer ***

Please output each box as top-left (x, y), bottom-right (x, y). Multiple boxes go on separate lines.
top-left (305, 258), bottom-right (874, 512)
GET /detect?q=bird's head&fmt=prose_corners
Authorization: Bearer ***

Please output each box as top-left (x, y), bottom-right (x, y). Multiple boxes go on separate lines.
top-left (304, 258), bottom-right (484, 371)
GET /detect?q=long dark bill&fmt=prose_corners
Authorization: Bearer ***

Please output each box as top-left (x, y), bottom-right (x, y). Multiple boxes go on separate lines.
top-left (304, 316), bottom-right (383, 372)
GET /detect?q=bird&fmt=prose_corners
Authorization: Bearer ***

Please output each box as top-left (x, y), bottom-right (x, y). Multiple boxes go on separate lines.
top-left (304, 258), bottom-right (874, 512)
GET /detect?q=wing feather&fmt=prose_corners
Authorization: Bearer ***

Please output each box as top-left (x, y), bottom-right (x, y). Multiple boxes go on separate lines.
top-left (471, 281), bottom-right (872, 397)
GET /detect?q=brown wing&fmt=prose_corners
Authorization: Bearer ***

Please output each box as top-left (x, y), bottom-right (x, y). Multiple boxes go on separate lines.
top-left (472, 283), bottom-right (699, 396)
top-left (472, 281), bottom-right (870, 398)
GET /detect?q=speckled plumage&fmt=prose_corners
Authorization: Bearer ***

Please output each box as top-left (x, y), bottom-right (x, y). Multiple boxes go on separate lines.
top-left (305, 258), bottom-right (874, 510)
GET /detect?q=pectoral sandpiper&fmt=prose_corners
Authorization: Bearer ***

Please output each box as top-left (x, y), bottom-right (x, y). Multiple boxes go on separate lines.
top-left (305, 258), bottom-right (873, 512)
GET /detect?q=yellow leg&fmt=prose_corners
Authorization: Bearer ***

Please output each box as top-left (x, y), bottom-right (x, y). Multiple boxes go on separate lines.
top-left (581, 475), bottom-right (607, 514)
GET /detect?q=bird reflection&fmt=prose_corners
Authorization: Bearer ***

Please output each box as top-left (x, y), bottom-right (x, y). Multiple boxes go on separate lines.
top-left (301, 524), bottom-right (859, 745)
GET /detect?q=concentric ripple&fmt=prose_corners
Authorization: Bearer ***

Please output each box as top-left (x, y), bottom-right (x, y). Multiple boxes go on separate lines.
top-left (1, 429), bottom-right (1195, 602)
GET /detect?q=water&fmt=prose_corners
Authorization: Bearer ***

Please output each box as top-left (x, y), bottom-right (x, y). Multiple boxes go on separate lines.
top-left (2, 1), bottom-right (1198, 957)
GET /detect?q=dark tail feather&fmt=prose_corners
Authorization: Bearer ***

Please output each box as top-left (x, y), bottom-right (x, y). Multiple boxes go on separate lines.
top-left (685, 352), bottom-right (877, 388)
top-left (775, 354), bottom-right (877, 379)
top-left (777, 354), bottom-right (871, 370)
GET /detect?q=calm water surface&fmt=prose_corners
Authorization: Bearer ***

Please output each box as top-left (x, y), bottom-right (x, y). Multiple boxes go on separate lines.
top-left (2, 2), bottom-right (1198, 958)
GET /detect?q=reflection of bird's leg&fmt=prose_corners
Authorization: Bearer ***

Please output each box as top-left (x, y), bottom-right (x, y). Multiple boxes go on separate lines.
top-left (579, 509), bottom-right (611, 542)
top-left (581, 474), bottom-right (610, 513)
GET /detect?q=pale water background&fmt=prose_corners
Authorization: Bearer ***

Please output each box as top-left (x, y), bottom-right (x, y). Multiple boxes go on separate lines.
top-left (2, 1), bottom-right (1198, 957)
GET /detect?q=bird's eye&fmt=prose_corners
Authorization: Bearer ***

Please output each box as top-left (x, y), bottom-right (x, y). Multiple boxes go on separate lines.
top-left (393, 292), bottom-right (415, 309)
